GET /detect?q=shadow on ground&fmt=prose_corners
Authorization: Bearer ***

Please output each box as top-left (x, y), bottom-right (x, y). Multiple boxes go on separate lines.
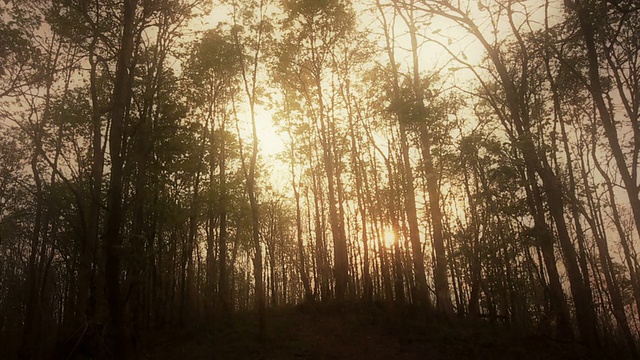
top-left (145, 303), bottom-right (613, 360)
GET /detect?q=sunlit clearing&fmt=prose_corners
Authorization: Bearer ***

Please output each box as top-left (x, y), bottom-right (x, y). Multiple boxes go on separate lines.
top-left (383, 229), bottom-right (396, 248)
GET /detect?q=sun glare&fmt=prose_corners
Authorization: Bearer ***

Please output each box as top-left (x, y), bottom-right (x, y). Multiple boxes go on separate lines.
top-left (383, 229), bottom-right (396, 248)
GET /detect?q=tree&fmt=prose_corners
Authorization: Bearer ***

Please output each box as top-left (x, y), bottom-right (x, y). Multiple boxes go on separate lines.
top-left (277, 0), bottom-right (355, 301)
top-left (376, 0), bottom-right (432, 309)
top-left (229, 0), bottom-right (276, 335)
top-left (102, 1), bottom-right (137, 356)
top-left (186, 24), bottom-right (241, 320)
top-left (413, 0), bottom-right (599, 344)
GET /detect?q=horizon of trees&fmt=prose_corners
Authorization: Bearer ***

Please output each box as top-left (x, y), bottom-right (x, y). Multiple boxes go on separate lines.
top-left (1, 0), bottom-right (639, 358)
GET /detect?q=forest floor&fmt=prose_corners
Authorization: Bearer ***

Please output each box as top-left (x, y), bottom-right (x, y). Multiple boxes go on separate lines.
top-left (143, 302), bottom-right (611, 360)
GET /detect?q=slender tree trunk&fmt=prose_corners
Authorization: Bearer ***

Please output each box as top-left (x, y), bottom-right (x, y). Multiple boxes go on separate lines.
top-left (312, 71), bottom-right (349, 301)
top-left (245, 98), bottom-right (266, 336)
top-left (386, 150), bottom-right (406, 304)
top-left (217, 114), bottom-right (232, 321)
top-left (377, 0), bottom-right (431, 308)
top-left (522, 165), bottom-right (574, 339)
top-left (595, 155), bottom-right (640, 320)
top-left (344, 83), bottom-right (372, 302)
top-left (21, 151), bottom-right (44, 360)
top-left (461, 156), bottom-right (481, 319)
top-left (403, 4), bottom-right (453, 314)
top-left (369, 152), bottom-right (393, 302)
top-left (206, 111), bottom-right (217, 319)
top-left (567, 0), bottom-right (640, 244)
top-left (77, 33), bottom-right (103, 329)
top-left (288, 129), bottom-right (313, 301)
top-left (103, 1), bottom-right (137, 357)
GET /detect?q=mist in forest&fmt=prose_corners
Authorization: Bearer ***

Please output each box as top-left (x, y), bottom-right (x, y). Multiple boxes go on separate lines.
top-left (1, 0), bottom-right (639, 359)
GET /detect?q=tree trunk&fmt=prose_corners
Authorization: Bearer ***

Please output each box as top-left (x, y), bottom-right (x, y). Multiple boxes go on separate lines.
top-left (288, 135), bottom-right (313, 301)
top-left (103, 1), bottom-right (137, 357)
top-left (218, 116), bottom-right (231, 321)
top-left (567, 0), bottom-right (640, 245)
top-left (404, 5), bottom-right (453, 314)
top-left (377, 0), bottom-right (431, 308)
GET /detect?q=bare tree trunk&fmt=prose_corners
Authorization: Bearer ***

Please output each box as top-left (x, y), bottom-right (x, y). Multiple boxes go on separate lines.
top-left (461, 155), bottom-right (481, 319)
top-left (566, 0), bottom-right (640, 244)
top-left (218, 116), bottom-right (231, 321)
top-left (363, 116), bottom-right (396, 303)
top-left (595, 155), bottom-right (640, 321)
top-left (377, 0), bottom-right (431, 309)
top-left (103, 1), bottom-right (137, 357)
top-left (585, 128), bottom-right (640, 358)
top-left (313, 72), bottom-right (349, 301)
top-left (184, 160), bottom-right (201, 320)
top-left (287, 126), bottom-right (313, 301)
top-left (369, 152), bottom-right (394, 302)
top-left (416, 0), bottom-right (600, 344)
top-left (387, 149), bottom-right (406, 304)
top-left (344, 83), bottom-right (372, 302)
top-left (403, 2), bottom-right (453, 314)
top-left (521, 164), bottom-right (574, 339)
top-left (21, 150), bottom-right (44, 360)
top-left (77, 31), bottom-right (103, 330)
top-left (206, 110), bottom-right (218, 320)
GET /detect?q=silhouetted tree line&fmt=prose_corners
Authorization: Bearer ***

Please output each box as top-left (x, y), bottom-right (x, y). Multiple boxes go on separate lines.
top-left (0, 0), bottom-right (639, 358)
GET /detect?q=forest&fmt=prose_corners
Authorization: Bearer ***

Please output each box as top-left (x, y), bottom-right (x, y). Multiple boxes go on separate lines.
top-left (1, 0), bottom-right (639, 358)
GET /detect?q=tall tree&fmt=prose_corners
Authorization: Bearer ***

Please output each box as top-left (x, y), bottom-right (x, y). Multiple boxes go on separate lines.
top-left (230, 0), bottom-right (275, 335)
top-left (277, 0), bottom-right (355, 301)
top-left (376, 0), bottom-right (432, 309)
top-left (103, 1), bottom-right (137, 357)
top-left (414, 0), bottom-right (598, 344)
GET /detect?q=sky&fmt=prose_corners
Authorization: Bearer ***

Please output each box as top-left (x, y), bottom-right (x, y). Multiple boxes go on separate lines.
top-left (193, 0), bottom-right (564, 194)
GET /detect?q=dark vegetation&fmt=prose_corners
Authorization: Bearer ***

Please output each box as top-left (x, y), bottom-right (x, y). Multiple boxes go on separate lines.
top-left (144, 303), bottom-right (599, 360)
top-left (1, 0), bottom-right (640, 359)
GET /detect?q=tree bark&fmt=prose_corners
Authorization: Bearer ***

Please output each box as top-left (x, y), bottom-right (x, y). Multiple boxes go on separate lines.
top-left (103, 1), bottom-right (137, 357)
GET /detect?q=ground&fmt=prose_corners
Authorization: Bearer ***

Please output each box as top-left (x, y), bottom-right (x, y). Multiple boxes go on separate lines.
top-left (144, 303), bottom-right (604, 360)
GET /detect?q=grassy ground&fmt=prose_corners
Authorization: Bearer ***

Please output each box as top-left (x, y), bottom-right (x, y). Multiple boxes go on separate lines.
top-left (144, 303), bottom-right (602, 360)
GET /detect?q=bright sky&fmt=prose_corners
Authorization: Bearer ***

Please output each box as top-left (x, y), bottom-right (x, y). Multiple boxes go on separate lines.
top-left (194, 0), bottom-right (565, 193)
top-left (188, 3), bottom-right (287, 195)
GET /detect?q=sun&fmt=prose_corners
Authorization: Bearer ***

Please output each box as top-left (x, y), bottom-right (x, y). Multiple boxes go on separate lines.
top-left (383, 229), bottom-right (396, 248)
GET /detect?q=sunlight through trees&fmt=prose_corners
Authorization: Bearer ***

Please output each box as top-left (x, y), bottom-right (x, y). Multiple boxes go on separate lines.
top-left (1, 0), bottom-right (640, 358)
